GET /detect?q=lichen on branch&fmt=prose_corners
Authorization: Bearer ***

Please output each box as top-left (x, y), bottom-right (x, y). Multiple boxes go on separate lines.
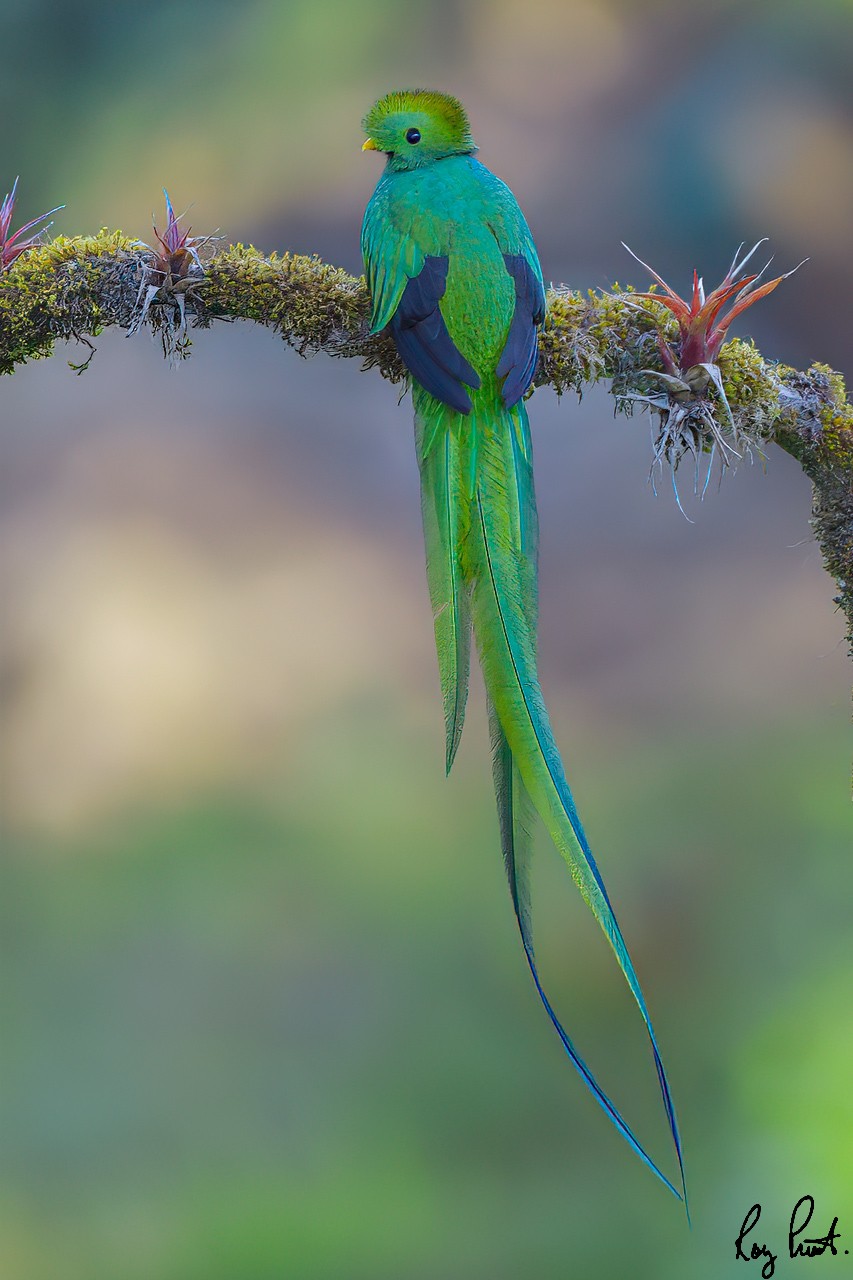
top-left (0, 231), bottom-right (851, 653)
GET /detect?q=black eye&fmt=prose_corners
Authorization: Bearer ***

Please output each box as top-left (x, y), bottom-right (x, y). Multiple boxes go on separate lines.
top-left (405, 128), bottom-right (421, 144)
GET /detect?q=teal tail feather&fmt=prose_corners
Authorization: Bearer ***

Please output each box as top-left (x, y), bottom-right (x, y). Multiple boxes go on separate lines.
top-left (417, 388), bottom-right (687, 1209)
top-left (415, 392), bottom-right (472, 773)
top-left (488, 699), bottom-right (684, 1203)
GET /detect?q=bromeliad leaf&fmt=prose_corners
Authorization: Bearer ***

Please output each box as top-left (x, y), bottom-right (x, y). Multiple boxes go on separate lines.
top-left (0, 178), bottom-right (64, 271)
top-left (146, 189), bottom-right (211, 281)
top-left (623, 239), bottom-right (806, 377)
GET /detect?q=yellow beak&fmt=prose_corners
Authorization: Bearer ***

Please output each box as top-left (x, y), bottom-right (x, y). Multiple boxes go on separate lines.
top-left (362, 137), bottom-right (379, 151)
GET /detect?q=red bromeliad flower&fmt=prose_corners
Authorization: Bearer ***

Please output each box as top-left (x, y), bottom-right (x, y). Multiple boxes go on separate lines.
top-left (148, 189), bottom-right (207, 281)
top-left (623, 240), bottom-right (805, 381)
top-left (0, 178), bottom-right (63, 270)
top-left (130, 190), bottom-right (217, 352)
top-left (618, 241), bottom-right (806, 511)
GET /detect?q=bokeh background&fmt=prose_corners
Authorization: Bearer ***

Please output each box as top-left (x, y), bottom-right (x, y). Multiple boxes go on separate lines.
top-left (1, 1), bottom-right (852, 1276)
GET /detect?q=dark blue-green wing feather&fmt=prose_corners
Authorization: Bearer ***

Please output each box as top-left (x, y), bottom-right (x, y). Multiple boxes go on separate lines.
top-left (392, 256), bottom-right (481, 415)
top-left (497, 253), bottom-right (546, 408)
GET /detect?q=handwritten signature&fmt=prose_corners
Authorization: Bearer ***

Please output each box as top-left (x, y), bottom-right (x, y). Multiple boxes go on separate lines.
top-left (736, 1196), bottom-right (846, 1278)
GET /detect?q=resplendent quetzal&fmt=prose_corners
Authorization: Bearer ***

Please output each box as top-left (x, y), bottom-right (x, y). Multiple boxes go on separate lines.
top-left (361, 89), bottom-right (686, 1205)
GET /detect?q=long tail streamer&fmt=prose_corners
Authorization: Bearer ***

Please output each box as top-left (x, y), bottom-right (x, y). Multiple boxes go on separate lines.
top-left (417, 388), bottom-right (688, 1210)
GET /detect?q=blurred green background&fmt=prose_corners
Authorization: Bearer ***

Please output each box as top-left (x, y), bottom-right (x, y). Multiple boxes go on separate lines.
top-left (1, 1), bottom-right (852, 1276)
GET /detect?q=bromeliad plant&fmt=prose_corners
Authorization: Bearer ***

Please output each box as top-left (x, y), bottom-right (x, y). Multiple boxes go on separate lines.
top-left (131, 190), bottom-right (216, 351)
top-left (622, 241), bottom-right (805, 504)
top-left (0, 178), bottom-right (63, 271)
top-left (149, 188), bottom-right (208, 283)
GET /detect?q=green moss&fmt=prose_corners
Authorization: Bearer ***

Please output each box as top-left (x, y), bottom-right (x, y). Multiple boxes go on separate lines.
top-left (538, 285), bottom-right (671, 396)
top-left (0, 229), bottom-right (140, 374)
top-left (812, 365), bottom-right (853, 457)
top-left (771, 363), bottom-right (853, 470)
top-left (760, 363), bottom-right (853, 656)
top-left (201, 245), bottom-right (369, 351)
top-left (717, 339), bottom-right (785, 441)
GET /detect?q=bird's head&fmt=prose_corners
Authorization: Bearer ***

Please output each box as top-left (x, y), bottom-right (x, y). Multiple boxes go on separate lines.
top-left (362, 90), bottom-right (476, 171)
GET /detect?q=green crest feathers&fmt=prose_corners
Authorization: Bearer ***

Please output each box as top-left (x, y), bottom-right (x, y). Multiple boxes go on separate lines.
top-left (362, 90), bottom-right (476, 162)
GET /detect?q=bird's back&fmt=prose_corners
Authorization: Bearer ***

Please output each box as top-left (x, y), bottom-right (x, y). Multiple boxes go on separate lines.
top-left (365, 156), bottom-right (536, 383)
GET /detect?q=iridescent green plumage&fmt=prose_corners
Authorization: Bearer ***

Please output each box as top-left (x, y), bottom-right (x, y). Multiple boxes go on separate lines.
top-left (361, 90), bottom-right (686, 1207)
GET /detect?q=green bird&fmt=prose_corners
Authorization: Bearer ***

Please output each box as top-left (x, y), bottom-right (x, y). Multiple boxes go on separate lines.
top-left (361, 89), bottom-right (686, 1205)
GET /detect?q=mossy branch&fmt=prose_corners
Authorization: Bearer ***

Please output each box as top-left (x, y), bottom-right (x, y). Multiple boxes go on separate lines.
top-left (1, 231), bottom-right (851, 655)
